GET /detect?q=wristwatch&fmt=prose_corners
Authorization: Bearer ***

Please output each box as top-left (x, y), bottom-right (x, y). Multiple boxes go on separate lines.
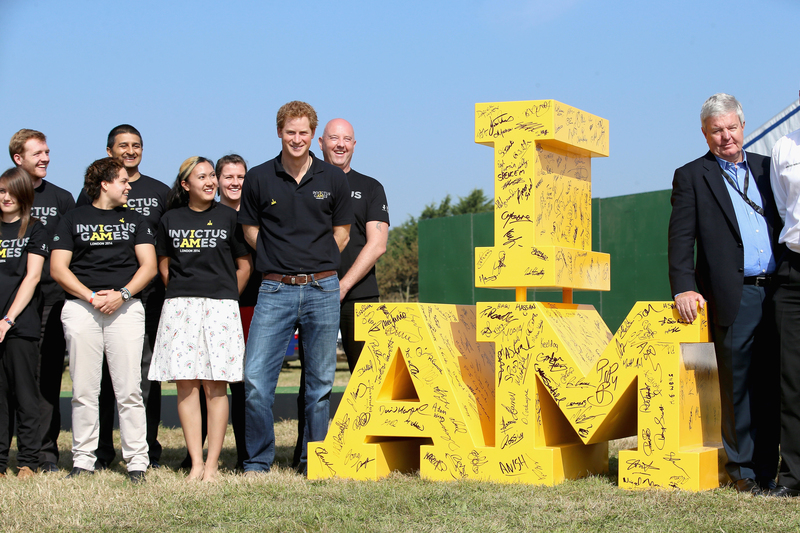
top-left (120, 287), bottom-right (132, 302)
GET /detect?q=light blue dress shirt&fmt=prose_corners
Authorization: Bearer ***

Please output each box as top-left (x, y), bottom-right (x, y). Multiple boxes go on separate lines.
top-left (716, 153), bottom-right (775, 276)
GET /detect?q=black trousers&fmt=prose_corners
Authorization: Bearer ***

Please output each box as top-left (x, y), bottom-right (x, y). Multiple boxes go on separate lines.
top-left (0, 337), bottom-right (44, 470)
top-left (712, 284), bottom-right (779, 482)
top-left (37, 300), bottom-right (66, 464)
top-left (340, 297), bottom-right (378, 373)
top-left (96, 288), bottom-right (163, 465)
top-left (775, 251), bottom-right (800, 489)
top-left (292, 296), bottom-right (378, 470)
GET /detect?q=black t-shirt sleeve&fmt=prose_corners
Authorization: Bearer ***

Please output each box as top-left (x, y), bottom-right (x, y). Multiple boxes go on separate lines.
top-left (76, 189), bottom-right (91, 207)
top-left (238, 172), bottom-right (261, 227)
top-left (366, 181), bottom-right (390, 225)
top-left (60, 190), bottom-right (77, 213)
top-left (331, 171), bottom-right (353, 227)
top-left (51, 213), bottom-right (76, 252)
top-left (134, 214), bottom-right (156, 246)
top-left (156, 219), bottom-right (169, 257)
top-left (230, 220), bottom-right (249, 259)
top-left (28, 221), bottom-right (50, 258)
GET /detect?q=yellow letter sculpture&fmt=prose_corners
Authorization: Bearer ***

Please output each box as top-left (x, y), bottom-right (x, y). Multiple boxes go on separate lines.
top-left (308, 100), bottom-right (725, 491)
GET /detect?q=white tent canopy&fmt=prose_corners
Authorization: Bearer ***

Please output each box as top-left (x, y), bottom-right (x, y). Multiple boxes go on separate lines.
top-left (744, 99), bottom-right (800, 156)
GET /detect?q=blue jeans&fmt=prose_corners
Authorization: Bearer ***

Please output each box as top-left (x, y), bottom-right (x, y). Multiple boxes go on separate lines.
top-left (243, 275), bottom-right (340, 472)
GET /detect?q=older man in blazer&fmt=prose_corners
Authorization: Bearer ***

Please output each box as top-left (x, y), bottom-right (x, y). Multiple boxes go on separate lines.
top-left (668, 93), bottom-right (780, 494)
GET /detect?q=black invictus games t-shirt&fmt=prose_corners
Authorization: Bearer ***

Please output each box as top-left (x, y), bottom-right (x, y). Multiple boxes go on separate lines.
top-left (32, 179), bottom-right (75, 305)
top-left (235, 224), bottom-right (261, 308)
top-left (0, 220), bottom-right (49, 340)
top-left (340, 169), bottom-right (390, 301)
top-left (157, 204), bottom-right (249, 300)
top-left (51, 205), bottom-right (155, 296)
top-left (238, 152), bottom-right (353, 274)
top-left (77, 174), bottom-right (169, 233)
top-left (78, 174), bottom-right (170, 305)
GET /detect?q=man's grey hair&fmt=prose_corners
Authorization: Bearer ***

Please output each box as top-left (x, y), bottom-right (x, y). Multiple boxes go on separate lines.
top-left (700, 93), bottom-right (745, 128)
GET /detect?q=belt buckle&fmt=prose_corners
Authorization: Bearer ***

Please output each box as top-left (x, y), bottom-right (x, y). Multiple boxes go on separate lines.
top-left (754, 276), bottom-right (766, 287)
top-left (290, 274), bottom-right (309, 285)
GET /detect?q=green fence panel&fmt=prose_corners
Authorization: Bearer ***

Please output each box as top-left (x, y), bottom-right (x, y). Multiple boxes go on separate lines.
top-left (418, 189), bottom-right (674, 332)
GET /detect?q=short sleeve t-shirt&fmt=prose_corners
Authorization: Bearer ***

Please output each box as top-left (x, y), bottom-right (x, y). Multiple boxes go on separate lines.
top-left (0, 219), bottom-right (50, 339)
top-left (238, 152), bottom-right (353, 274)
top-left (51, 205), bottom-right (155, 295)
top-left (77, 174), bottom-right (169, 234)
top-left (235, 224), bottom-right (261, 308)
top-left (32, 179), bottom-right (75, 305)
top-left (157, 204), bottom-right (249, 300)
top-left (78, 174), bottom-right (170, 305)
top-left (340, 169), bottom-right (390, 300)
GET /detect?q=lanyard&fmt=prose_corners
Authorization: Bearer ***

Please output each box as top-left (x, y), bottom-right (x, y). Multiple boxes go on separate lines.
top-left (720, 165), bottom-right (765, 217)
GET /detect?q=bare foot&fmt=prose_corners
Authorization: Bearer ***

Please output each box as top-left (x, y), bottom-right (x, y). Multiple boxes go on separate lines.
top-left (201, 464), bottom-right (219, 483)
top-left (186, 464), bottom-right (204, 482)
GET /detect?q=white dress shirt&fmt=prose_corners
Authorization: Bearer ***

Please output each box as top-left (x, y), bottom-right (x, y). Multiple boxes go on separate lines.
top-left (771, 128), bottom-right (800, 253)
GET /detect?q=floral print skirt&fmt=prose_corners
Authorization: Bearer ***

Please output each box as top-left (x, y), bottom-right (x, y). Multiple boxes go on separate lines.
top-left (149, 297), bottom-right (245, 382)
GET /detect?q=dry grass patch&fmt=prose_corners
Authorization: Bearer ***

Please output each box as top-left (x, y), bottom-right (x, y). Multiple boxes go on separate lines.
top-left (2, 424), bottom-right (800, 532)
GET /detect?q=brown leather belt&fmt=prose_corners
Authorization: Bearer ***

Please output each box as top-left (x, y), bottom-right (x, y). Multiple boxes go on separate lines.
top-left (263, 270), bottom-right (336, 285)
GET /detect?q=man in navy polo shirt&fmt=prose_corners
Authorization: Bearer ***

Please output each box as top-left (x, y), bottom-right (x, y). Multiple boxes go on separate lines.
top-left (239, 101), bottom-right (352, 474)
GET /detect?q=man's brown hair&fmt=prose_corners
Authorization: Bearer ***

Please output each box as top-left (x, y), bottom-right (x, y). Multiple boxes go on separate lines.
top-left (276, 101), bottom-right (318, 131)
top-left (9, 129), bottom-right (47, 162)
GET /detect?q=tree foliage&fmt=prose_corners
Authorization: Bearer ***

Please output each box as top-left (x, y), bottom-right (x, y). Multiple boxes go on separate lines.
top-left (377, 188), bottom-right (493, 302)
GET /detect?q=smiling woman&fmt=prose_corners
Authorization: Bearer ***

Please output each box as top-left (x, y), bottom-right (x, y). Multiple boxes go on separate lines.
top-left (49, 157), bottom-right (157, 484)
top-left (149, 156), bottom-right (252, 482)
top-left (0, 167), bottom-right (49, 480)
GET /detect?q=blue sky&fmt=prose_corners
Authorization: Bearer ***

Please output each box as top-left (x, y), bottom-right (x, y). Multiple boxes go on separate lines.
top-left (1, 0), bottom-right (798, 222)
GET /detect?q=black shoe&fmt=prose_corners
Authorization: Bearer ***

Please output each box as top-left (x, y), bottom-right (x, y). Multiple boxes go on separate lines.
top-left (149, 459), bottom-right (161, 469)
top-left (757, 478), bottom-right (777, 491)
top-left (40, 461), bottom-right (59, 473)
top-left (128, 470), bottom-right (146, 484)
top-left (733, 478), bottom-right (761, 494)
top-left (180, 454), bottom-right (192, 470)
top-left (94, 458), bottom-right (110, 471)
top-left (66, 467), bottom-right (94, 479)
top-left (768, 485), bottom-right (800, 498)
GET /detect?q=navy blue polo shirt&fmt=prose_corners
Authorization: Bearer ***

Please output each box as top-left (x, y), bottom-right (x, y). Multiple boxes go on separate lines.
top-left (239, 151), bottom-right (353, 274)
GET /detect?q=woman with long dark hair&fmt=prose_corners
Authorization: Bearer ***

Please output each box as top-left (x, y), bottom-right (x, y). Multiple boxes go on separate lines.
top-left (0, 167), bottom-right (49, 479)
top-left (51, 157), bottom-right (156, 483)
top-left (149, 156), bottom-right (251, 481)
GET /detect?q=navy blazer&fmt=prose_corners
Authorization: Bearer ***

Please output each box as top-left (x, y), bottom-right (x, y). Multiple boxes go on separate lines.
top-left (668, 150), bottom-right (781, 327)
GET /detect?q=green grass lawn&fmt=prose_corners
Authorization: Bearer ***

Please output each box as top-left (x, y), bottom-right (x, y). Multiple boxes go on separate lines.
top-left (58, 358), bottom-right (354, 395)
top-left (2, 424), bottom-right (799, 532)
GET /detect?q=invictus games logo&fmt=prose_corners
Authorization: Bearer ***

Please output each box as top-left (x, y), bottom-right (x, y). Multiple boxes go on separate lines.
top-left (124, 197), bottom-right (160, 217)
top-left (0, 236), bottom-right (31, 261)
top-left (313, 191), bottom-right (331, 200)
top-left (76, 223), bottom-right (136, 244)
top-left (30, 206), bottom-right (58, 226)
top-left (169, 228), bottom-right (227, 253)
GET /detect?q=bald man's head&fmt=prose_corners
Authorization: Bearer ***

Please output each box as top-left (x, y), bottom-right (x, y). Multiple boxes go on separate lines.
top-left (319, 118), bottom-right (356, 173)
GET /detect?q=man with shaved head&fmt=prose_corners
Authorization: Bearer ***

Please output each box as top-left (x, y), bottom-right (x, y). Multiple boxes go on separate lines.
top-left (292, 118), bottom-right (390, 473)
top-left (318, 118), bottom-right (390, 371)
